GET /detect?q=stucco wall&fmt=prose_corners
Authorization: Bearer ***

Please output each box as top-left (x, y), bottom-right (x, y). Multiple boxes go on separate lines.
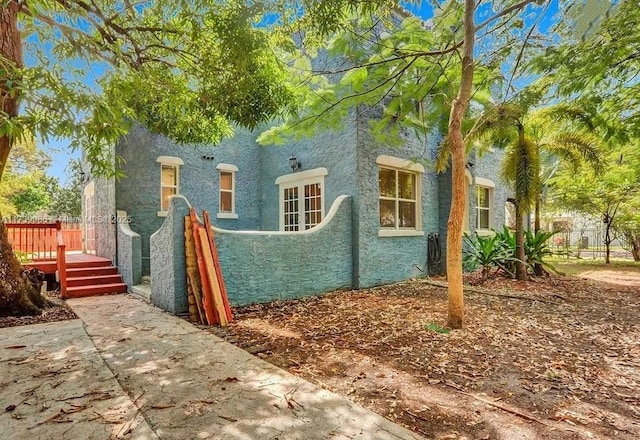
top-left (95, 177), bottom-right (117, 262)
top-left (257, 119), bottom-right (359, 231)
top-left (116, 210), bottom-right (142, 288)
top-left (115, 125), bottom-right (262, 274)
top-left (149, 196), bottom-right (191, 314)
top-left (472, 149), bottom-right (511, 231)
top-left (353, 114), bottom-right (442, 288)
top-left (212, 195), bottom-right (353, 305)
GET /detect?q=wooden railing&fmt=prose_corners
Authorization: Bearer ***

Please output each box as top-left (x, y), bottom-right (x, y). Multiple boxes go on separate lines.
top-left (57, 225), bottom-right (67, 298)
top-left (6, 221), bottom-right (67, 297)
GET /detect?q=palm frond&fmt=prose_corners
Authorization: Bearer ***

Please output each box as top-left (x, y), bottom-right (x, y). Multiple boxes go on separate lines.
top-left (545, 131), bottom-right (606, 174)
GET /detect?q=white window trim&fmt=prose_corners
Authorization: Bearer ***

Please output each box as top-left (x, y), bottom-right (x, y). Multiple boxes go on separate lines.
top-left (475, 176), bottom-right (495, 188)
top-left (376, 155), bottom-right (425, 173)
top-left (156, 156), bottom-right (184, 166)
top-left (275, 167), bottom-right (327, 185)
top-left (216, 164), bottom-right (238, 219)
top-left (276, 168), bottom-right (326, 231)
top-left (475, 178), bottom-right (495, 231)
top-left (157, 159), bottom-right (181, 217)
top-left (377, 156), bottom-right (423, 237)
top-left (463, 169), bottom-right (472, 233)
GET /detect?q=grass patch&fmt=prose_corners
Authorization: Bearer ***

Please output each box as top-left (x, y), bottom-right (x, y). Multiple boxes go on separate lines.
top-left (547, 257), bottom-right (640, 276)
top-left (424, 322), bottom-right (451, 334)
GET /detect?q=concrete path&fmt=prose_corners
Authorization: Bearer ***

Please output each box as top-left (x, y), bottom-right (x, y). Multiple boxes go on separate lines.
top-left (66, 294), bottom-right (424, 440)
top-left (0, 319), bottom-right (156, 440)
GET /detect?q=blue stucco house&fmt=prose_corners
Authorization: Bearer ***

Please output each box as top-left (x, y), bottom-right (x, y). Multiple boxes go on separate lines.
top-left (82, 112), bottom-right (510, 314)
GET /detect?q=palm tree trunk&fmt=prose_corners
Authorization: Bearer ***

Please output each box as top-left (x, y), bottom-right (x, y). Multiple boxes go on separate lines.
top-left (515, 203), bottom-right (527, 280)
top-left (446, 0), bottom-right (475, 330)
top-left (534, 193), bottom-right (541, 233)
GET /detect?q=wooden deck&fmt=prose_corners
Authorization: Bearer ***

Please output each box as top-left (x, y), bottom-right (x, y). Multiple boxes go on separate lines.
top-left (27, 253), bottom-right (112, 274)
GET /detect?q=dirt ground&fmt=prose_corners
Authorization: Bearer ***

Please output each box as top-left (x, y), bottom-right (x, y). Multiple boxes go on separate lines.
top-left (0, 291), bottom-right (76, 328)
top-left (212, 266), bottom-right (640, 440)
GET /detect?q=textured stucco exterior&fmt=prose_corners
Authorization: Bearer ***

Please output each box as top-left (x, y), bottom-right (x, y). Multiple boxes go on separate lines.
top-left (353, 114), bottom-right (442, 288)
top-left (116, 210), bottom-right (142, 288)
top-left (214, 196), bottom-right (353, 304)
top-left (149, 196), bottom-right (190, 314)
top-left (85, 110), bottom-right (511, 315)
top-left (115, 125), bottom-right (263, 274)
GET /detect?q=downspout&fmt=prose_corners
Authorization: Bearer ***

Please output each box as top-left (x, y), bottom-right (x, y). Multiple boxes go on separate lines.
top-left (351, 107), bottom-right (361, 289)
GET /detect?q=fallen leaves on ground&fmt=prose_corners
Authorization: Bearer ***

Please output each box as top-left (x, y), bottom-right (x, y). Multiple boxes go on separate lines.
top-left (212, 271), bottom-right (640, 440)
top-left (0, 291), bottom-right (76, 328)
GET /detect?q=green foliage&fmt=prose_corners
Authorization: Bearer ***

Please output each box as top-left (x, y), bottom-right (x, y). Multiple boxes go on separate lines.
top-left (10, 178), bottom-right (51, 215)
top-left (463, 232), bottom-right (516, 280)
top-left (48, 159), bottom-right (82, 218)
top-left (424, 322), bottom-right (451, 334)
top-left (13, 250), bottom-right (32, 264)
top-left (464, 227), bottom-right (562, 279)
top-left (524, 230), bottom-right (562, 274)
top-left (4, 0), bottom-right (316, 177)
top-left (0, 136), bottom-right (52, 216)
top-left (258, 1), bottom-right (548, 155)
top-left (534, 0), bottom-right (640, 137)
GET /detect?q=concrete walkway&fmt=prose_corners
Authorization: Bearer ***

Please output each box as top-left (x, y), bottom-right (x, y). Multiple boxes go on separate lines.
top-left (63, 294), bottom-right (423, 440)
top-left (0, 319), bottom-right (156, 439)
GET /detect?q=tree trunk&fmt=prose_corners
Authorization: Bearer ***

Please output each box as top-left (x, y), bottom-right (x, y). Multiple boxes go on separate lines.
top-left (0, 221), bottom-right (44, 316)
top-left (515, 203), bottom-right (527, 280)
top-left (0, 2), bottom-right (44, 317)
top-left (604, 220), bottom-right (612, 264)
top-left (446, 0), bottom-right (475, 330)
top-left (532, 193), bottom-right (543, 275)
top-left (534, 193), bottom-right (541, 233)
top-left (514, 127), bottom-right (528, 281)
top-left (632, 239), bottom-right (640, 262)
top-left (1, 0), bottom-right (23, 181)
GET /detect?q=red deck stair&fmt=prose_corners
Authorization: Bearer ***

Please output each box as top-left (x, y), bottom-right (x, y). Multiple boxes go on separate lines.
top-left (63, 255), bottom-right (127, 298)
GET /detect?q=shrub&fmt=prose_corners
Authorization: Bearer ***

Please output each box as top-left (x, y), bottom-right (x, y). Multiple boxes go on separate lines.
top-left (463, 233), bottom-right (517, 280)
top-left (463, 227), bottom-right (561, 280)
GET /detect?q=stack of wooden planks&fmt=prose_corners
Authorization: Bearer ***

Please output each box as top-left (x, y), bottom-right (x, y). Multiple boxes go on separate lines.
top-left (185, 209), bottom-right (233, 326)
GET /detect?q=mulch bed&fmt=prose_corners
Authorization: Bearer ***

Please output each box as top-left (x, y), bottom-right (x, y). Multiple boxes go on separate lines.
top-left (0, 291), bottom-right (77, 329)
top-left (211, 272), bottom-right (640, 439)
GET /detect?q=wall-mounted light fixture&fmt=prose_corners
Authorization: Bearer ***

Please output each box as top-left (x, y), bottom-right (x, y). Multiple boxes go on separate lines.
top-left (289, 155), bottom-right (301, 172)
top-left (465, 161), bottom-right (474, 169)
top-left (79, 170), bottom-right (86, 182)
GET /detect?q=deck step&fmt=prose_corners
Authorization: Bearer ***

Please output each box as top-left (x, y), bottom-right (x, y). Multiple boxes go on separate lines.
top-left (67, 274), bottom-right (124, 287)
top-left (66, 266), bottom-right (118, 277)
top-left (66, 283), bottom-right (128, 298)
top-left (66, 259), bottom-right (112, 269)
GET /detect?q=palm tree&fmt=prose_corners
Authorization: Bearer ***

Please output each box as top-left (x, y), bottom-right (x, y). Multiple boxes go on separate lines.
top-left (470, 101), bottom-right (604, 279)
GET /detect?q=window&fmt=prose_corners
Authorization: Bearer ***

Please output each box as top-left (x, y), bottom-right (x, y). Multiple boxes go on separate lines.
top-left (476, 186), bottom-right (491, 230)
top-left (156, 156), bottom-right (183, 216)
top-left (275, 168), bottom-right (327, 231)
top-left (376, 155), bottom-right (424, 237)
top-left (474, 177), bottom-right (495, 231)
top-left (216, 163), bottom-right (238, 219)
top-left (161, 165), bottom-right (178, 211)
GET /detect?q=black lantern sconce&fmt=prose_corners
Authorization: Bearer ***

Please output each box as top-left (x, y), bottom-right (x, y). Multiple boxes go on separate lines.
top-left (79, 170), bottom-right (87, 183)
top-left (289, 155), bottom-right (301, 172)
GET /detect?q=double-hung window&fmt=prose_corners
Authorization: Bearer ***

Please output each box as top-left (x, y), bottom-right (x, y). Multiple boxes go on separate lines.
top-left (474, 177), bottom-right (495, 231)
top-left (376, 155), bottom-right (424, 237)
top-left (216, 163), bottom-right (238, 219)
top-left (156, 156), bottom-right (183, 216)
top-left (276, 168), bottom-right (327, 231)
